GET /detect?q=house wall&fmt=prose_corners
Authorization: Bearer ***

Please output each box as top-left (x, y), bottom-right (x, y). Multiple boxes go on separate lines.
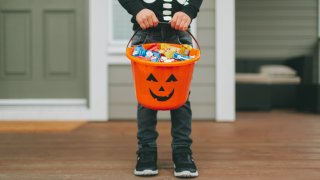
top-left (236, 0), bottom-right (318, 58)
top-left (108, 0), bottom-right (216, 119)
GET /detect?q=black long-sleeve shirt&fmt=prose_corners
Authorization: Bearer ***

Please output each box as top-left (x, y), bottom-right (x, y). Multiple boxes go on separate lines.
top-left (118, 0), bottom-right (203, 30)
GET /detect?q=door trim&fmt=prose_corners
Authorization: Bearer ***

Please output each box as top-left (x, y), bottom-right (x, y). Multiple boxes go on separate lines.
top-left (215, 0), bottom-right (235, 122)
top-left (0, 99), bottom-right (86, 106)
top-left (0, 0), bottom-right (108, 121)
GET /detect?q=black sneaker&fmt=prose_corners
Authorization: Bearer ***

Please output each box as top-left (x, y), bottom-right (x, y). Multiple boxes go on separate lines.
top-left (172, 147), bottom-right (198, 178)
top-left (134, 147), bottom-right (158, 176)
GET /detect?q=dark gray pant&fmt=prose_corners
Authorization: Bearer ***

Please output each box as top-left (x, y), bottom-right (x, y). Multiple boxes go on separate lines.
top-left (131, 25), bottom-right (193, 150)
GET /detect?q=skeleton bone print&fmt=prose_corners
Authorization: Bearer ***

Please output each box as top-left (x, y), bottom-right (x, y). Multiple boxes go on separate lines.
top-left (143, 0), bottom-right (189, 21)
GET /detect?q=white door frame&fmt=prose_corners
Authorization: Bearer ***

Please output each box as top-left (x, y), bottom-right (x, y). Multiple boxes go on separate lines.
top-left (0, 0), bottom-right (108, 121)
top-left (215, 0), bottom-right (235, 121)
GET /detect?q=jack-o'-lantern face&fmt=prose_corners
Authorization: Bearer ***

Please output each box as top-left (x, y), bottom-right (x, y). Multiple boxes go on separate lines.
top-left (146, 73), bottom-right (177, 101)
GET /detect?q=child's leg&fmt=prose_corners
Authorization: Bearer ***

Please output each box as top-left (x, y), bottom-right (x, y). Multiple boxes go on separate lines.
top-left (134, 103), bottom-right (159, 176)
top-left (170, 100), bottom-right (193, 150)
top-left (137, 103), bottom-right (159, 149)
top-left (131, 29), bottom-right (159, 149)
top-left (169, 29), bottom-right (193, 149)
top-left (170, 100), bottom-right (198, 177)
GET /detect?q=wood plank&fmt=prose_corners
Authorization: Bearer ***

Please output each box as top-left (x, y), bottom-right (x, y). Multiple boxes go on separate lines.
top-left (198, 48), bottom-right (215, 66)
top-left (236, 48), bottom-right (313, 59)
top-left (236, 0), bottom-right (317, 59)
top-left (237, 38), bottom-right (315, 47)
top-left (200, 0), bottom-right (215, 10)
top-left (237, 19), bottom-right (316, 28)
top-left (197, 29), bottom-right (215, 48)
top-left (237, 0), bottom-right (317, 8)
top-left (237, 9), bottom-right (317, 17)
top-left (198, 10), bottom-right (215, 28)
top-left (237, 29), bottom-right (316, 37)
top-left (1, 111), bottom-right (320, 179)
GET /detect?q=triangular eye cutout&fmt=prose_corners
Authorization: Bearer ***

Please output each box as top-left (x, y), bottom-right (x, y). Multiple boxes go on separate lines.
top-left (147, 73), bottom-right (158, 82)
top-left (166, 74), bottom-right (177, 82)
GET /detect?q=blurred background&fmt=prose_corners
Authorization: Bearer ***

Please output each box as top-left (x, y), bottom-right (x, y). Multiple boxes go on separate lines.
top-left (1, 0), bottom-right (320, 179)
top-left (235, 0), bottom-right (320, 113)
top-left (0, 0), bottom-right (319, 121)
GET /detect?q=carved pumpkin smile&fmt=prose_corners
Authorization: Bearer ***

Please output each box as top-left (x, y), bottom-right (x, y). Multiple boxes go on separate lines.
top-left (149, 88), bottom-right (174, 101)
top-left (147, 73), bottom-right (177, 102)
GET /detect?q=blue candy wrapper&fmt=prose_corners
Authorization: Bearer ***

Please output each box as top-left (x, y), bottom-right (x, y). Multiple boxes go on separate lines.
top-left (132, 45), bottom-right (146, 57)
top-left (173, 52), bottom-right (191, 61)
top-left (151, 52), bottom-right (161, 62)
top-left (145, 50), bottom-right (154, 59)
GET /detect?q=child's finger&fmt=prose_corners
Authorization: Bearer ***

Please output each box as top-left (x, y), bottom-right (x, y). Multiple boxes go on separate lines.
top-left (138, 19), bottom-right (147, 29)
top-left (152, 15), bottom-right (159, 27)
top-left (146, 16), bottom-right (154, 28)
top-left (175, 16), bottom-right (182, 30)
top-left (178, 18), bottom-right (186, 31)
top-left (171, 15), bottom-right (177, 29)
top-left (181, 18), bottom-right (190, 31)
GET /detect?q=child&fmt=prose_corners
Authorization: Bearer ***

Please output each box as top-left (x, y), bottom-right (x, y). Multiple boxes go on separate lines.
top-left (118, 0), bottom-right (203, 177)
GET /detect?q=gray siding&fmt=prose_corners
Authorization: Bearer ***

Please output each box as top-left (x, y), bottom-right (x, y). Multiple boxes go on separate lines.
top-left (236, 0), bottom-right (318, 58)
top-left (108, 0), bottom-right (216, 120)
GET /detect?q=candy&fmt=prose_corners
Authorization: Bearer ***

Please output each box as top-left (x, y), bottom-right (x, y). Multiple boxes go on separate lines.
top-left (151, 52), bottom-right (161, 62)
top-left (164, 50), bottom-right (175, 59)
top-left (147, 44), bottom-right (160, 51)
top-left (132, 45), bottom-right (146, 57)
top-left (132, 43), bottom-right (194, 63)
top-left (160, 56), bottom-right (168, 62)
top-left (161, 44), bottom-right (181, 53)
top-left (164, 59), bottom-right (175, 63)
top-left (180, 44), bottom-right (192, 56)
top-left (173, 52), bottom-right (191, 61)
top-left (145, 50), bottom-right (154, 59)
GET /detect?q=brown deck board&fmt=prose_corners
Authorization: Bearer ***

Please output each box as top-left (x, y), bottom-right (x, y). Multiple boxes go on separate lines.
top-left (1, 111), bottom-right (320, 179)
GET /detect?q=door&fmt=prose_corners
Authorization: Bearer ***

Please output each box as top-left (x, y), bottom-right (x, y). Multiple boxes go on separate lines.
top-left (0, 0), bottom-right (88, 99)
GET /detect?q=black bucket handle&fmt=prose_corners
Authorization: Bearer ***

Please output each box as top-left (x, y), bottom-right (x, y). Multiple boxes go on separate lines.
top-left (126, 22), bottom-right (201, 50)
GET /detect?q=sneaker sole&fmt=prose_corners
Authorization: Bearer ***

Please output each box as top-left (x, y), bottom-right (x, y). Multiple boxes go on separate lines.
top-left (134, 169), bottom-right (158, 176)
top-left (174, 170), bottom-right (199, 178)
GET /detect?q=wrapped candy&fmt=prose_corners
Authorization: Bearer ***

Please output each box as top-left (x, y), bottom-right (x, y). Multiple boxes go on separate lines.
top-left (132, 43), bottom-right (193, 63)
top-left (132, 45), bottom-right (146, 57)
top-left (173, 52), bottom-right (191, 61)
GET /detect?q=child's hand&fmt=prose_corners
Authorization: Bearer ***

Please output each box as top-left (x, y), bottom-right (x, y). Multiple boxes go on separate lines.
top-left (136, 9), bottom-right (159, 30)
top-left (171, 12), bottom-right (191, 31)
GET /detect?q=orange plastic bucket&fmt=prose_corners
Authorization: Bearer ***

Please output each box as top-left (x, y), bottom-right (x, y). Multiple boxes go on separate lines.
top-left (126, 30), bottom-right (200, 110)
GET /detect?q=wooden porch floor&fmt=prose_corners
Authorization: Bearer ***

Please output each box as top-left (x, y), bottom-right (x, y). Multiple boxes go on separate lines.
top-left (1, 111), bottom-right (320, 180)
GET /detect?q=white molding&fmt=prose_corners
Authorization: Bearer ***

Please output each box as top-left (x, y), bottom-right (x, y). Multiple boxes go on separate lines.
top-left (190, 19), bottom-right (198, 49)
top-left (108, 55), bottom-right (131, 65)
top-left (190, 19), bottom-right (197, 37)
top-left (0, 99), bottom-right (89, 120)
top-left (215, 0), bottom-right (236, 122)
top-left (0, 99), bottom-right (86, 106)
top-left (0, 0), bottom-right (109, 121)
top-left (318, 0), bottom-right (320, 38)
top-left (107, 0), bottom-right (115, 46)
top-left (88, 0), bottom-right (108, 120)
top-left (0, 107), bottom-right (90, 121)
top-left (318, 0), bottom-right (320, 83)
top-left (107, 46), bottom-right (130, 58)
